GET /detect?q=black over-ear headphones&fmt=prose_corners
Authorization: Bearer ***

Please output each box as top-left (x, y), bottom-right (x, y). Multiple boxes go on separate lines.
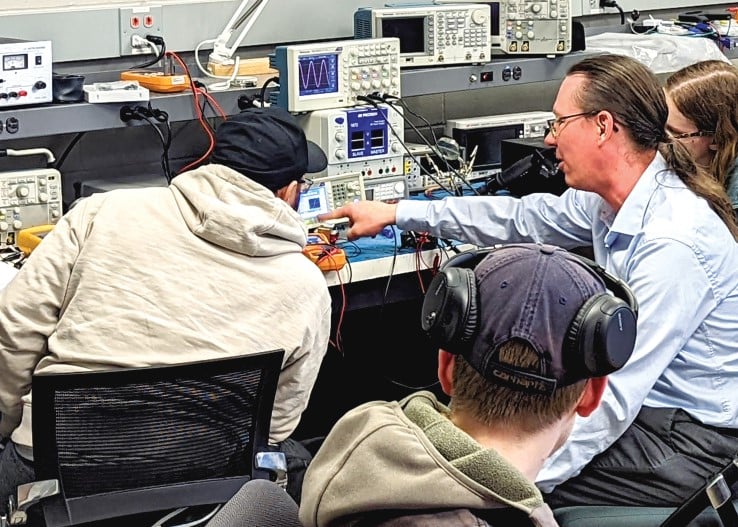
top-left (421, 245), bottom-right (638, 380)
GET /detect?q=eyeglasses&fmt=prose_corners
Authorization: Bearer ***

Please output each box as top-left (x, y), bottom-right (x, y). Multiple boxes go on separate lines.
top-left (668, 130), bottom-right (715, 140)
top-left (546, 111), bottom-right (600, 138)
top-left (299, 177), bottom-right (313, 190)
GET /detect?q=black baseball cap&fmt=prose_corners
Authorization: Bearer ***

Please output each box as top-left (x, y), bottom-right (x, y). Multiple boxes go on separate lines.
top-left (211, 106), bottom-right (328, 191)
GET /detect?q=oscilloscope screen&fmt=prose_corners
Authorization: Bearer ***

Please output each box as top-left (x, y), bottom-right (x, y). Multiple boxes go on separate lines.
top-left (298, 53), bottom-right (339, 97)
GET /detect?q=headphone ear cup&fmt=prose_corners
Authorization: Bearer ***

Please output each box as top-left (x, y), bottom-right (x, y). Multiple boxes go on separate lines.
top-left (565, 294), bottom-right (637, 377)
top-left (421, 267), bottom-right (478, 352)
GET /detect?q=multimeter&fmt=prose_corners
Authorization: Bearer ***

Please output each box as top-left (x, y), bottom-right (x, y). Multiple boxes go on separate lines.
top-left (120, 71), bottom-right (190, 93)
top-left (17, 224), bottom-right (54, 256)
top-left (303, 232), bottom-right (347, 272)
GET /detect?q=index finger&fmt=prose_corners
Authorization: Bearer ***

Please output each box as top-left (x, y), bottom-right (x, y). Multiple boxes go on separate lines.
top-left (318, 205), bottom-right (350, 223)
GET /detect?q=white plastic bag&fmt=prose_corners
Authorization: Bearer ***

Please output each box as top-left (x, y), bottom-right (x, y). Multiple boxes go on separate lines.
top-left (586, 32), bottom-right (731, 74)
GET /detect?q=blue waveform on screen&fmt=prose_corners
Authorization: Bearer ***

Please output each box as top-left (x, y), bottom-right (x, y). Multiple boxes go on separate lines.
top-left (299, 57), bottom-right (333, 91)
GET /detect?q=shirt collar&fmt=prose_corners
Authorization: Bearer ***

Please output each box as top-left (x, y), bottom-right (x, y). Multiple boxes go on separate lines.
top-left (607, 151), bottom-right (677, 238)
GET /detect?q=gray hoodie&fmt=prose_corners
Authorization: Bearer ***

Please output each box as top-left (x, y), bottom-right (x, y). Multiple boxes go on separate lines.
top-left (0, 164), bottom-right (331, 450)
top-left (300, 391), bottom-right (558, 527)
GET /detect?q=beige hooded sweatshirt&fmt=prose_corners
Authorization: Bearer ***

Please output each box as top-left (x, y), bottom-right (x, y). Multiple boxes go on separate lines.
top-left (0, 164), bottom-right (331, 453)
top-left (300, 391), bottom-right (558, 527)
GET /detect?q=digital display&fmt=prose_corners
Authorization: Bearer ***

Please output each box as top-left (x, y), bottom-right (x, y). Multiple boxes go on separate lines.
top-left (346, 107), bottom-right (389, 159)
top-left (350, 131), bottom-right (364, 152)
top-left (298, 185), bottom-right (329, 221)
top-left (3, 54), bottom-right (27, 71)
top-left (453, 124), bottom-right (523, 170)
top-left (297, 53), bottom-right (339, 97)
top-left (370, 129), bottom-right (385, 148)
top-left (381, 17), bottom-right (425, 54)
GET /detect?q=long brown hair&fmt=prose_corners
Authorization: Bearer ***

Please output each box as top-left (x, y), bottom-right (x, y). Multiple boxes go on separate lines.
top-left (665, 60), bottom-right (738, 191)
top-left (568, 55), bottom-right (738, 239)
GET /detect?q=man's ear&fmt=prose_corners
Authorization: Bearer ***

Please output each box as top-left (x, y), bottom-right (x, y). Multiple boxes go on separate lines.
top-left (575, 377), bottom-right (607, 417)
top-left (438, 350), bottom-right (456, 397)
top-left (276, 180), bottom-right (301, 209)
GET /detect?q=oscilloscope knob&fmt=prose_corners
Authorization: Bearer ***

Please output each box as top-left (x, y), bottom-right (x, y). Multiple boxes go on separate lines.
top-left (16, 186), bottom-right (30, 198)
top-left (471, 9), bottom-right (488, 25)
top-left (335, 132), bottom-right (346, 143)
top-left (391, 143), bottom-right (402, 154)
top-left (531, 3), bottom-right (542, 13)
top-left (12, 220), bottom-right (22, 230)
top-left (394, 181), bottom-right (406, 194)
top-left (351, 82), bottom-right (361, 91)
top-left (335, 150), bottom-right (346, 160)
top-left (0, 222), bottom-right (7, 231)
top-left (39, 192), bottom-right (49, 202)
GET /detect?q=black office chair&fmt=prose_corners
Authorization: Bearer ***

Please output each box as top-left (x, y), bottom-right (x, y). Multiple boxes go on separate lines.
top-left (553, 457), bottom-right (738, 527)
top-left (205, 479), bottom-right (301, 527)
top-left (23, 350), bottom-right (285, 527)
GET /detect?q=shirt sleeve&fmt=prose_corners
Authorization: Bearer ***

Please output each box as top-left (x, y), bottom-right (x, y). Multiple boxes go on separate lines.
top-left (396, 190), bottom-right (596, 249)
top-left (536, 236), bottom-right (716, 491)
top-left (0, 207), bottom-right (87, 437)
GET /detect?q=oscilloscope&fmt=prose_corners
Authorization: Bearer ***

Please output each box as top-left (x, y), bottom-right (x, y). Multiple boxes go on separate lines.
top-left (269, 37), bottom-right (401, 113)
top-left (435, 0), bottom-right (572, 55)
top-left (354, 4), bottom-right (491, 67)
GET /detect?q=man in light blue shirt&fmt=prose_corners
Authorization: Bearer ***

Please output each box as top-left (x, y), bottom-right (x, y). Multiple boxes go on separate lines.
top-left (319, 54), bottom-right (738, 507)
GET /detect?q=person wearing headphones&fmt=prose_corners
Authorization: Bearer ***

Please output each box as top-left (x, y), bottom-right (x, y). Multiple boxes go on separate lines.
top-left (299, 243), bottom-right (637, 527)
top-left (0, 106), bottom-right (331, 509)
top-left (664, 59), bottom-right (738, 218)
top-left (317, 54), bottom-right (738, 507)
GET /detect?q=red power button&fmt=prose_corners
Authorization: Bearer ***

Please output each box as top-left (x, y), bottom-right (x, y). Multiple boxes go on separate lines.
top-left (18, 90), bottom-right (27, 97)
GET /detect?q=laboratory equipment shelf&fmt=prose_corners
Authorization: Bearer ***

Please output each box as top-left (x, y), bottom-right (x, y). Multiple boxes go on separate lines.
top-left (0, 51), bottom-right (596, 141)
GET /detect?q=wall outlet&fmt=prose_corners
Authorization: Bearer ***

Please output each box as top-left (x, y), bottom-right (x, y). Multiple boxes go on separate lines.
top-left (119, 5), bottom-right (163, 56)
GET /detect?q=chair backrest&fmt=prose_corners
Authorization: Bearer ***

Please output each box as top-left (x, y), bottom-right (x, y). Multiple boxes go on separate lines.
top-left (31, 349), bottom-right (285, 527)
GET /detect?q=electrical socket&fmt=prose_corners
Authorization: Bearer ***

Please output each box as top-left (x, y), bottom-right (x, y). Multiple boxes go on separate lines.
top-left (119, 5), bottom-right (163, 56)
